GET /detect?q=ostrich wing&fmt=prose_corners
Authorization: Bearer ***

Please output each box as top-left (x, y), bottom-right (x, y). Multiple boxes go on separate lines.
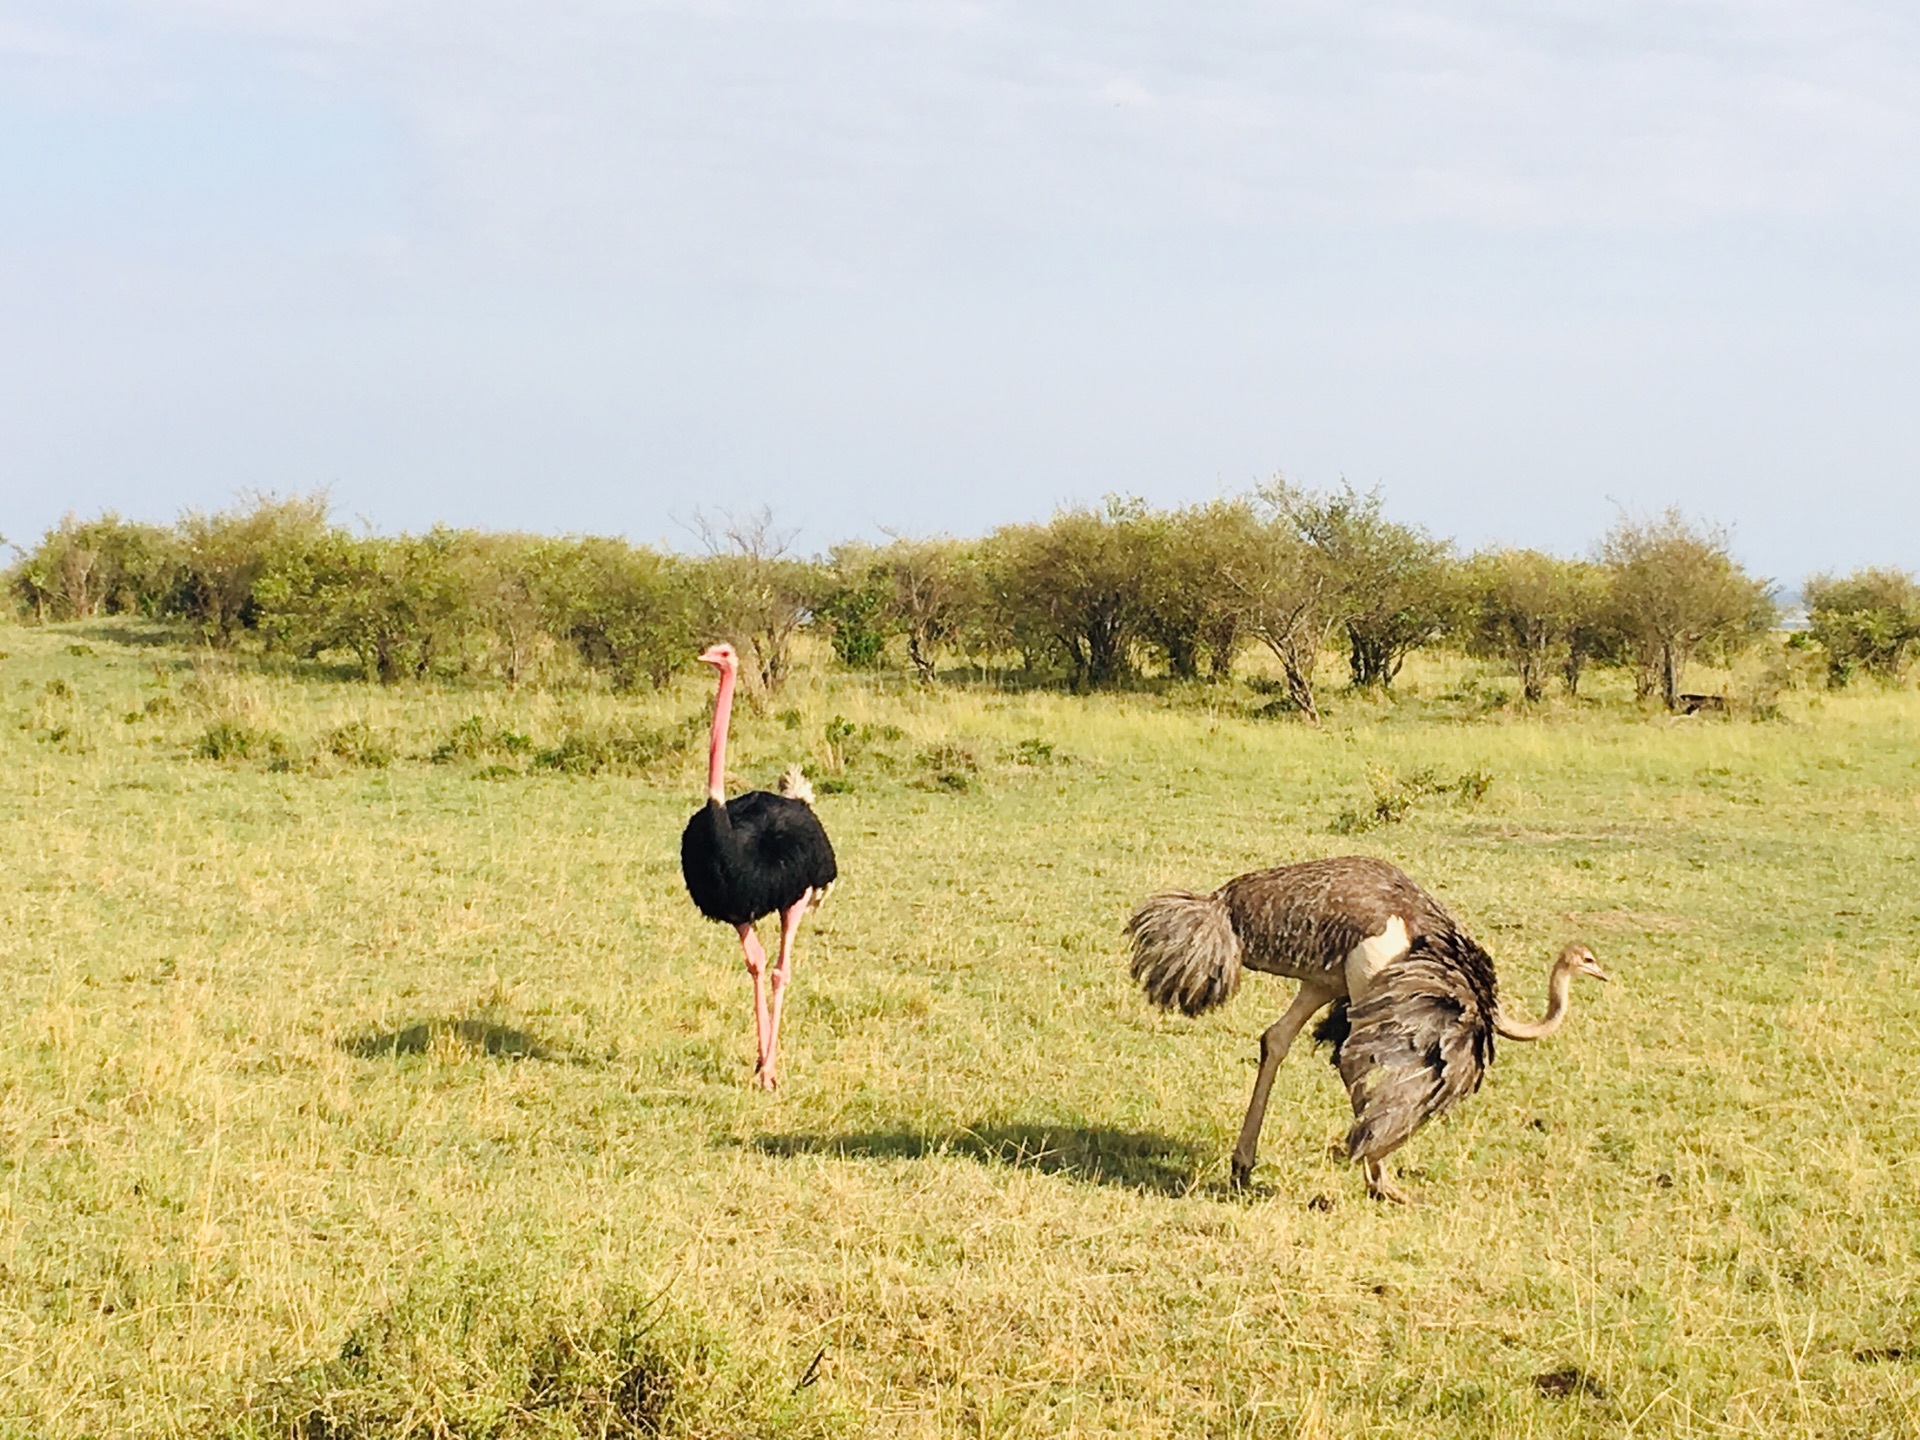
top-left (1332, 937), bottom-right (1498, 1163)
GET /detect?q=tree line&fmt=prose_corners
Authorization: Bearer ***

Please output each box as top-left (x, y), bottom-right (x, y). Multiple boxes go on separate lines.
top-left (6, 485), bottom-right (1917, 713)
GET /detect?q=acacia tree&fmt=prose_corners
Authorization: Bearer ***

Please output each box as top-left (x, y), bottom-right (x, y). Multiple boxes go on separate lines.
top-left (691, 509), bottom-right (826, 693)
top-left (986, 500), bottom-right (1153, 687)
top-left (454, 533), bottom-right (551, 687)
top-left (1309, 488), bottom-right (1453, 689)
top-left (1601, 510), bottom-right (1773, 709)
top-left (1804, 567), bottom-right (1920, 684)
top-left (1220, 495), bottom-right (1334, 721)
top-left (1558, 561), bottom-right (1624, 697)
top-left (1464, 549), bottom-right (1615, 702)
top-left (874, 534), bottom-right (983, 682)
top-left (7, 515), bottom-right (98, 621)
top-left (1134, 500), bottom-right (1259, 681)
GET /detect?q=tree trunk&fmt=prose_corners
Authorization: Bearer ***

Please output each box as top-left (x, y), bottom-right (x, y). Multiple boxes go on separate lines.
top-left (1661, 642), bottom-right (1681, 711)
top-left (907, 630), bottom-right (936, 683)
top-left (1562, 650), bottom-right (1584, 696)
top-left (1256, 630), bottom-right (1321, 725)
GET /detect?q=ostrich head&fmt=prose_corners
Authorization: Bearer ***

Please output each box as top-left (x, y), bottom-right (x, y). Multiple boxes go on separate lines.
top-left (698, 642), bottom-right (739, 670)
top-left (1556, 942), bottom-right (1610, 983)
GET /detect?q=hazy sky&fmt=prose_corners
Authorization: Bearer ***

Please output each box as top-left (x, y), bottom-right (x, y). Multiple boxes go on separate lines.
top-left (3, 2), bottom-right (1917, 581)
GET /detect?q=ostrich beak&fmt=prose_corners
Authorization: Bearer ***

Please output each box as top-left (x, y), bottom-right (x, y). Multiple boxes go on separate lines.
top-left (1587, 962), bottom-right (1612, 982)
top-left (698, 645), bottom-right (731, 667)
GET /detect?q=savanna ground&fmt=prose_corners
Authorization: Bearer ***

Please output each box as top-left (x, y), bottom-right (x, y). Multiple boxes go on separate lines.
top-left (3, 619), bottom-right (1920, 1439)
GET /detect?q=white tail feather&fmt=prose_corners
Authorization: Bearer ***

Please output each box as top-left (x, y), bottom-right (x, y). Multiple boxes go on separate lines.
top-left (776, 764), bottom-right (815, 806)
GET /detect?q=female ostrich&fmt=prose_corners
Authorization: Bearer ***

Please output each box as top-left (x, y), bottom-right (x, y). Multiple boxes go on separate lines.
top-left (1126, 855), bottom-right (1607, 1202)
top-left (680, 642), bottom-right (837, 1089)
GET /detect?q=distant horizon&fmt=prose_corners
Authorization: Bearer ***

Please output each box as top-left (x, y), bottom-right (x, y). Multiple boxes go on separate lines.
top-left (0, 487), bottom-right (1874, 596)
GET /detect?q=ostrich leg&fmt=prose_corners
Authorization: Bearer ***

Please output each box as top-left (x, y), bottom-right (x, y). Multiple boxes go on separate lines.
top-left (736, 923), bottom-right (774, 1088)
top-left (762, 897), bottom-right (809, 1090)
top-left (1363, 1157), bottom-right (1413, 1206)
top-left (1230, 982), bottom-right (1338, 1188)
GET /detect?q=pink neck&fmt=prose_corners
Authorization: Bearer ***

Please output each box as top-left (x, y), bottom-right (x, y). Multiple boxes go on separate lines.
top-left (706, 662), bottom-right (736, 802)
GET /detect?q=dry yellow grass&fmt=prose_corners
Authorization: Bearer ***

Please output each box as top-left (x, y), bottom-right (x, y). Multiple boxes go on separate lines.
top-left (2, 619), bottom-right (1919, 1436)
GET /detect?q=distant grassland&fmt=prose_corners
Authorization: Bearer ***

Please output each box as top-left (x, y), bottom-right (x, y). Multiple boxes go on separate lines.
top-left (3, 619), bottom-right (1920, 1438)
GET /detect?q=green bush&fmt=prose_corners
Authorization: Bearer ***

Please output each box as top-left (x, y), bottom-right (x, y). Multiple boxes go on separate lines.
top-left (172, 493), bottom-right (332, 644)
top-left (530, 538), bottom-right (698, 691)
top-left (325, 721), bottom-right (394, 768)
top-left (5, 513), bottom-right (183, 622)
top-left (1804, 568), bottom-right (1920, 685)
top-left (194, 722), bottom-right (294, 767)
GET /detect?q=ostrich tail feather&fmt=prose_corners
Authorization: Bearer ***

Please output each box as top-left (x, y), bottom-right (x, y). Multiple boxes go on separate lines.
top-left (1125, 890), bottom-right (1244, 1016)
top-left (776, 765), bottom-right (815, 806)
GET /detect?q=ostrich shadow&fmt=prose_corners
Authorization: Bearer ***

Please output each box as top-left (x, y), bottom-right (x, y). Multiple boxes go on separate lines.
top-left (344, 1017), bottom-right (586, 1064)
top-left (750, 1123), bottom-right (1205, 1196)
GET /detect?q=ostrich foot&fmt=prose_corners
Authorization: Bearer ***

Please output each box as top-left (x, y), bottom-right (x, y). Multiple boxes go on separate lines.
top-left (1363, 1159), bottom-right (1414, 1205)
top-left (751, 1060), bottom-right (779, 1091)
top-left (1230, 1158), bottom-right (1254, 1190)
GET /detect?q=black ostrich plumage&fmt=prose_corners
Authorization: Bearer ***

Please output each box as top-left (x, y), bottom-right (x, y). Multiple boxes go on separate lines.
top-left (680, 789), bottom-right (837, 927)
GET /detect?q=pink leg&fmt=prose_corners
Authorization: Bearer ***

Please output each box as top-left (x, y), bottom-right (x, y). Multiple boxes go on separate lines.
top-left (736, 923), bottom-right (773, 1088)
top-left (763, 895), bottom-right (810, 1090)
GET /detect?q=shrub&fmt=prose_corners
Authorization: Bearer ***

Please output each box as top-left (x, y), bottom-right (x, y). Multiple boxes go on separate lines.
top-left (985, 500), bottom-right (1155, 687)
top-left (325, 721), bottom-right (393, 768)
top-left (1463, 549), bottom-right (1619, 701)
top-left (431, 716), bottom-right (535, 764)
top-left (257, 528), bottom-right (479, 683)
top-left (5, 513), bottom-right (184, 622)
top-left (172, 493), bottom-right (333, 644)
top-left (194, 722), bottom-right (293, 767)
top-left (915, 740), bottom-right (981, 791)
top-left (531, 538), bottom-right (699, 691)
top-left (1804, 567), bottom-right (1920, 685)
top-left (1331, 766), bottom-right (1493, 833)
top-left (815, 546), bottom-right (894, 668)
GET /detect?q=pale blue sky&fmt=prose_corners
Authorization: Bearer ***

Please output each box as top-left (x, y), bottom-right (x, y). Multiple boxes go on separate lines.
top-left (3, 2), bottom-right (1917, 583)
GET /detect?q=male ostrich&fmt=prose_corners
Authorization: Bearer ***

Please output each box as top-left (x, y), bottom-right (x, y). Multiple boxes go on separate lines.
top-left (680, 642), bottom-right (837, 1089)
top-left (1126, 855), bottom-right (1607, 1202)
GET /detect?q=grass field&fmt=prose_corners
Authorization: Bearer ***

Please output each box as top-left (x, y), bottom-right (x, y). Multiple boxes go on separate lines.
top-left (3, 618), bottom-right (1920, 1437)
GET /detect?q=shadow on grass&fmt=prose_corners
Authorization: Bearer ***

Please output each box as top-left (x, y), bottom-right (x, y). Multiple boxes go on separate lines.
top-left (72, 619), bottom-right (189, 650)
top-left (345, 1017), bottom-right (584, 1064)
top-left (752, 1123), bottom-right (1205, 1196)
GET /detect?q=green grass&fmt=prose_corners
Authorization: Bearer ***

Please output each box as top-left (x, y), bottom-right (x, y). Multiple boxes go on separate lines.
top-left (4, 619), bottom-right (1920, 1437)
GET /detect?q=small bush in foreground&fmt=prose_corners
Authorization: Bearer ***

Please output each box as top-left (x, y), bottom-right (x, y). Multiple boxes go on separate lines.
top-left (1331, 765), bottom-right (1494, 833)
top-left (325, 721), bottom-right (393, 768)
top-left (231, 1277), bottom-right (710, 1440)
top-left (194, 722), bottom-right (295, 769)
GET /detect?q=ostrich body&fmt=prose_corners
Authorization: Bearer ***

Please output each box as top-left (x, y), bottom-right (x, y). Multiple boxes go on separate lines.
top-left (680, 643), bottom-right (836, 1089)
top-left (1126, 855), bottom-right (1606, 1202)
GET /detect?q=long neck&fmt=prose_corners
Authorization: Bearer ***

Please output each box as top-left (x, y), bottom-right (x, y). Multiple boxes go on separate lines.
top-left (1494, 960), bottom-right (1576, 1041)
top-left (706, 663), bottom-right (736, 803)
